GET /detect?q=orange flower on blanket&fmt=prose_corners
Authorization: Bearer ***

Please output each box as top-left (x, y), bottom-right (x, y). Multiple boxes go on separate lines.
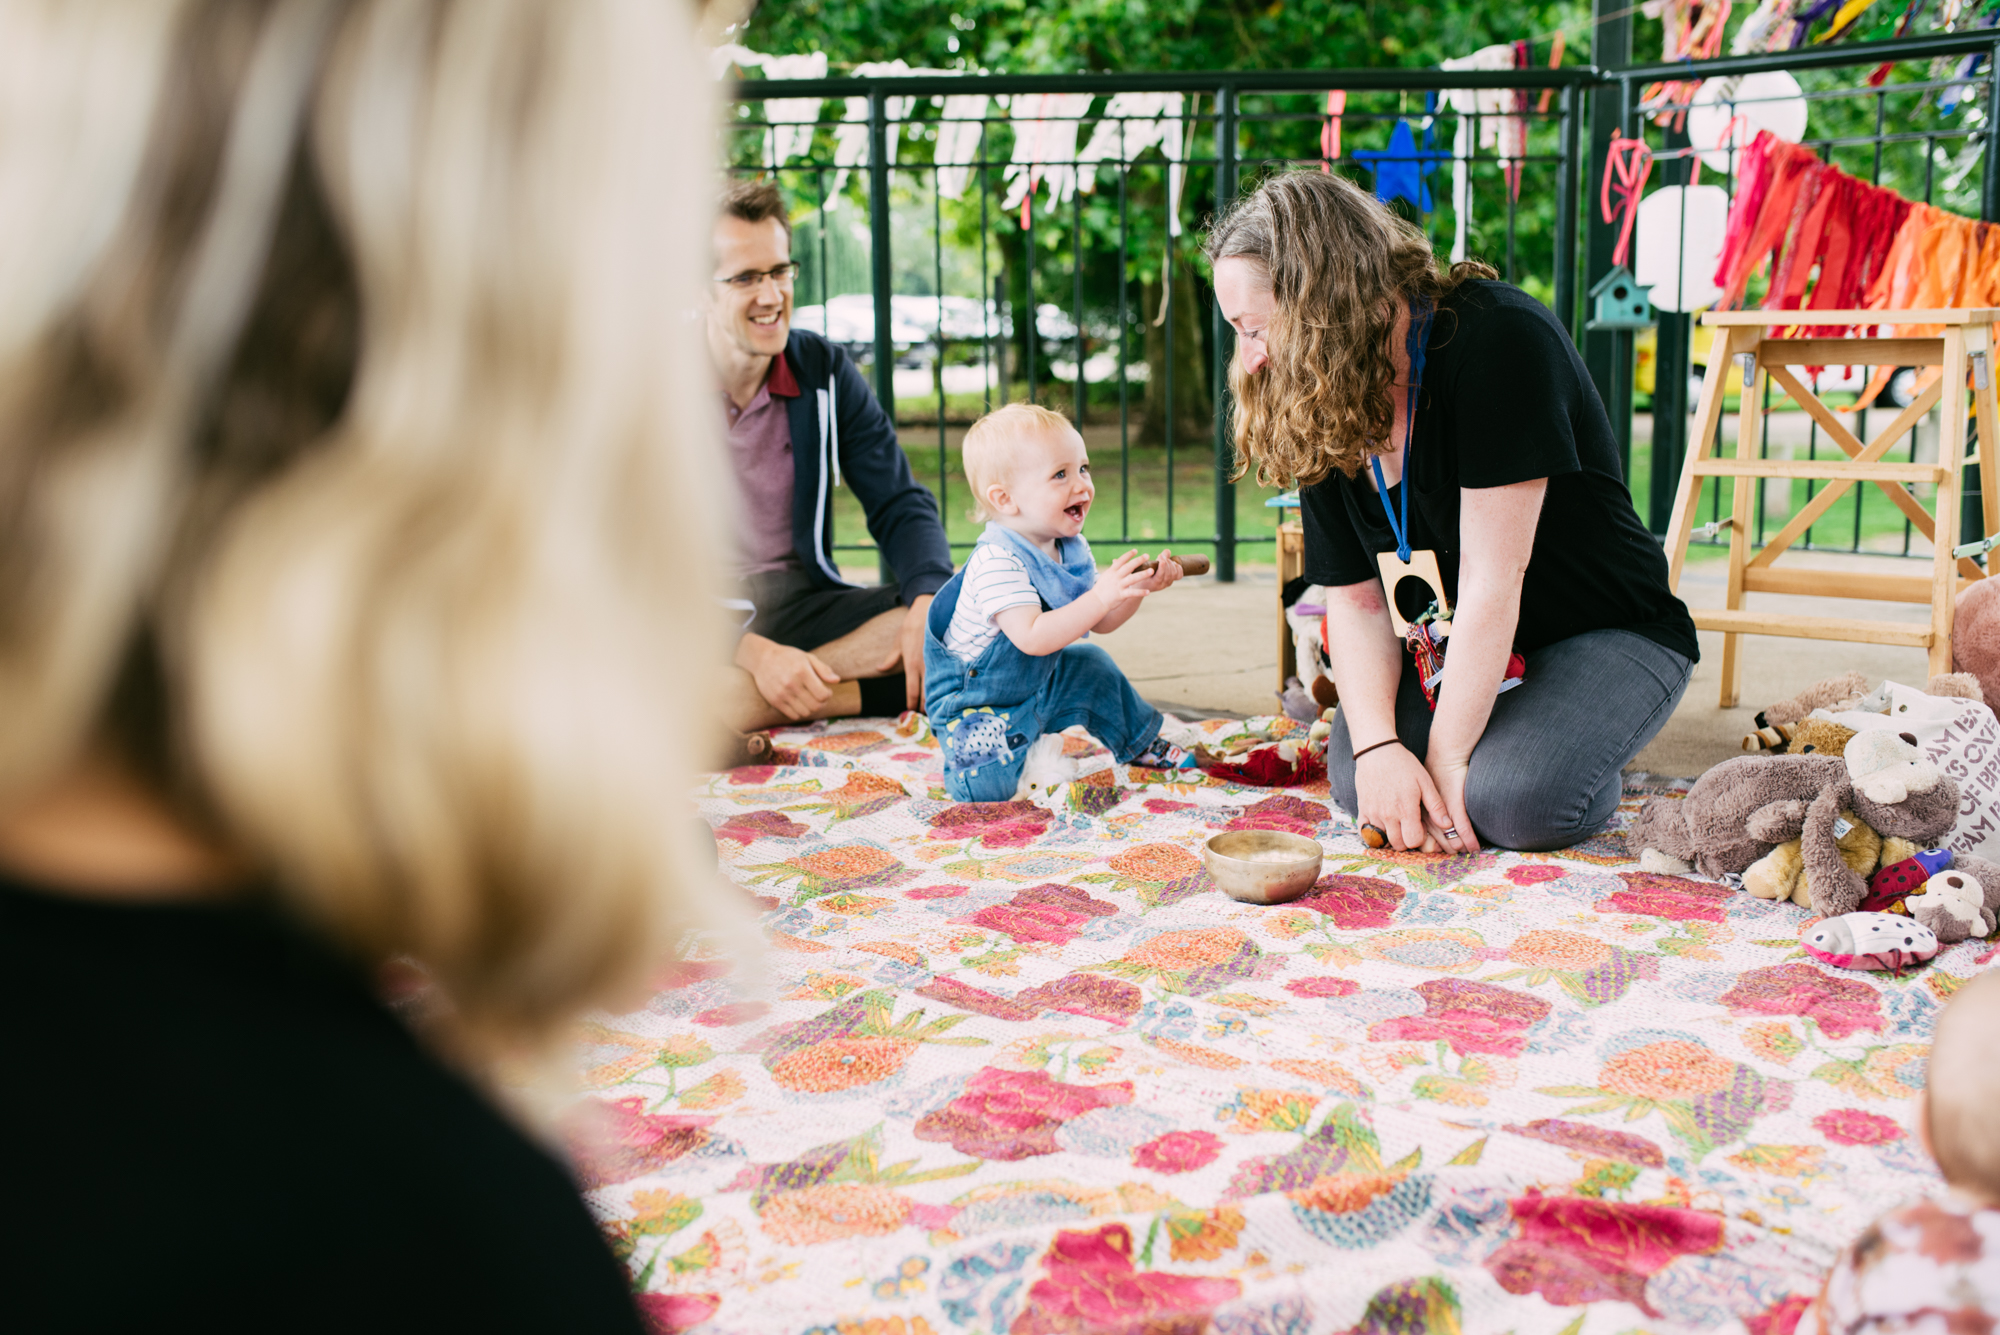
top-left (1598, 1040), bottom-right (1737, 1101)
top-left (1507, 930), bottom-right (1611, 971)
top-left (1123, 927), bottom-right (1249, 972)
top-left (1076, 842), bottom-right (1214, 910)
top-left (743, 842), bottom-right (917, 900)
top-left (1289, 1170), bottom-right (1408, 1216)
top-left (768, 1036), bottom-right (919, 1093)
top-left (761, 991), bottom-right (983, 1093)
top-left (784, 771), bottom-right (910, 824)
top-left (756, 1182), bottom-right (912, 1246)
top-left (1163, 1205), bottom-right (1245, 1261)
top-left (1111, 843), bottom-right (1203, 882)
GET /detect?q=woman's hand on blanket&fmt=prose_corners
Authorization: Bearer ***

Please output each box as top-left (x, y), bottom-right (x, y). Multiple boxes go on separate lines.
top-left (1425, 754), bottom-right (1480, 853)
top-left (1356, 743), bottom-right (1455, 852)
top-left (738, 634), bottom-right (840, 721)
top-left (1091, 551), bottom-right (1154, 615)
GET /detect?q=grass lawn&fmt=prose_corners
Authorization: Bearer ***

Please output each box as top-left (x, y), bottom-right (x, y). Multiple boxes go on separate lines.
top-left (830, 424), bottom-right (1294, 562)
top-left (1627, 425), bottom-right (1954, 563)
top-left (831, 412), bottom-right (1957, 573)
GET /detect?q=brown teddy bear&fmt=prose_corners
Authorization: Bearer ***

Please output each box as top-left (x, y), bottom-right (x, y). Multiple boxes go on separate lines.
top-left (1626, 753), bottom-right (1850, 878)
top-left (1789, 731), bottom-right (1965, 917)
top-left (1742, 672), bottom-right (1985, 752)
top-left (1626, 733), bottom-right (1965, 913)
top-left (1956, 576), bottom-right (2000, 707)
top-left (1741, 808), bottom-right (1879, 907)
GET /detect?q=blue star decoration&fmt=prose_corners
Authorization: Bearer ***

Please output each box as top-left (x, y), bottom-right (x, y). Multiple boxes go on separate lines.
top-left (1354, 118), bottom-right (1451, 213)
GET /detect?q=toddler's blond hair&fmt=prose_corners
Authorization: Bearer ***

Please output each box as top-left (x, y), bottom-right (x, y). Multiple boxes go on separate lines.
top-left (1926, 968), bottom-right (2000, 1197)
top-left (963, 403), bottom-right (1080, 522)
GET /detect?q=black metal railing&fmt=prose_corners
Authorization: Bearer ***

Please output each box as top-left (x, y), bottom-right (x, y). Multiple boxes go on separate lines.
top-left (1609, 29), bottom-right (2000, 557)
top-left (724, 30), bottom-right (2000, 579)
top-left (727, 67), bottom-right (1593, 581)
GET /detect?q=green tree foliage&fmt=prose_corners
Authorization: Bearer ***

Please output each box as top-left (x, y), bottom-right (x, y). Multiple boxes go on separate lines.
top-left (738, 0), bottom-right (1587, 76)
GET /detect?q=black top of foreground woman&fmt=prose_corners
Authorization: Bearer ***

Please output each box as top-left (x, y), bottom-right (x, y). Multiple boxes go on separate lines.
top-left (1301, 281), bottom-right (1699, 664)
top-left (0, 871), bottom-right (645, 1335)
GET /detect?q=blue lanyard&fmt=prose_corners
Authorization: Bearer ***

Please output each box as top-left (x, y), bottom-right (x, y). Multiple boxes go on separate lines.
top-left (1369, 299), bottom-right (1435, 563)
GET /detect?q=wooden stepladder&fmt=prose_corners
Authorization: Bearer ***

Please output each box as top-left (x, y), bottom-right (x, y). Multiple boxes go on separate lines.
top-left (1663, 308), bottom-right (2000, 707)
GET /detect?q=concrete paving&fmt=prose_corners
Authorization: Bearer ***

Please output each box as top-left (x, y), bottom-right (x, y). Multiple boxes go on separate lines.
top-left (1088, 552), bottom-right (1946, 780)
top-left (858, 547), bottom-right (1952, 781)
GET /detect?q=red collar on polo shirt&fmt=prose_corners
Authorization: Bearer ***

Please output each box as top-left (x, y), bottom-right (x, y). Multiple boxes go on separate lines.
top-left (766, 350), bottom-right (799, 398)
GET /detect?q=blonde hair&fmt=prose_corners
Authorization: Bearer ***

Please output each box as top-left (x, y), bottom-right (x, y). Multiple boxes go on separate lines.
top-left (1927, 968), bottom-right (2000, 1195)
top-left (1204, 171), bottom-right (1495, 488)
top-left (0, 0), bottom-right (735, 1049)
top-left (963, 402), bottom-right (1078, 522)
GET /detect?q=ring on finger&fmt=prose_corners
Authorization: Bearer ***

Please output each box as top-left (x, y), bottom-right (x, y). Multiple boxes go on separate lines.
top-left (1358, 822), bottom-right (1388, 850)
top-left (1443, 826), bottom-right (1460, 840)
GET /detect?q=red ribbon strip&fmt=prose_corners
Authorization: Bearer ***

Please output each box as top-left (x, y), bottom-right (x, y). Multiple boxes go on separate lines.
top-left (1600, 132), bottom-right (1653, 271)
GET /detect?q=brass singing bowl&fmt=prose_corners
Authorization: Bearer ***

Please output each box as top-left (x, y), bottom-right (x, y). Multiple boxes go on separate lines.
top-left (1202, 830), bottom-right (1325, 906)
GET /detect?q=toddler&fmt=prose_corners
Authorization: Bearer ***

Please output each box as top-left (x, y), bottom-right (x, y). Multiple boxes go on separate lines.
top-left (1810, 967), bottom-right (2000, 1332)
top-left (924, 404), bottom-right (1197, 801)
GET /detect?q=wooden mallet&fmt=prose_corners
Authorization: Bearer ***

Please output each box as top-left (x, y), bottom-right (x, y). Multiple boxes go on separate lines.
top-left (1135, 553), bottom-right (1211, 577)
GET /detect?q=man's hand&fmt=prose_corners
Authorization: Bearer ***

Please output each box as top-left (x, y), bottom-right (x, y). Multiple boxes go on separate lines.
top-left (737, 632), bottom-right (840, 721)
top-left (875, 595), bottom-right (934, 711)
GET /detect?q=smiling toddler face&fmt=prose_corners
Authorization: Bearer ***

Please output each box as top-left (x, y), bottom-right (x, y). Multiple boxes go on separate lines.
top-left (1000, 425), bottom-right (1094, 542)
top-left (963, 403), bottom-right (1094, 548)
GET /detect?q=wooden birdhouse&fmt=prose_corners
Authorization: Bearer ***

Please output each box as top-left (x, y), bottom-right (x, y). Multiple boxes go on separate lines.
top-left (1587, 265), bottom-right (1655, 331)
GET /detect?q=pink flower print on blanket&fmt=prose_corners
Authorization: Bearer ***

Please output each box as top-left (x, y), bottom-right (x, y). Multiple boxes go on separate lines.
top-left (1294, 876), bottom-right (1406, 929)
top-left (565, 1097), bottom-right (720, 1190)
top-left (1220, 795), bottom-right (1332, 837)
top-left (713, 809), bottom-right (808, 847)
top-left (1595, 871), bottom-right (1735, 922)
top-left (1814, 1108), bottom-right (1906, 1145)
top-left (1368, 979), bottom-right (1552, 1057)
top-left (1483, 1191), bottom-right (1725, 1316)
top-left (1011, 1223), bottom-right (1241, 1335)
top-left (957, 883), bottom-right (1119, 946)
top-left (915, 1066), bottom-right (1135, 1160)
top-left (928, 800), bottom-right (1052, 849)
top-left (1717, 963), bottom-right (1886, 1040)
top-left (1132, 1130), bottom-right (1225, 1175)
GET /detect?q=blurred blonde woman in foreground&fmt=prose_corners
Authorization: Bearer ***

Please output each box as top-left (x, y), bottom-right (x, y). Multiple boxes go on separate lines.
top-left (0, 1), bottom-right (730, 1328)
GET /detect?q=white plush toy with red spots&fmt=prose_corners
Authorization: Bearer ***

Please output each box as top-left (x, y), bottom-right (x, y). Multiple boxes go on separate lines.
top-left (1802, 911), bottom-right (1940, 971)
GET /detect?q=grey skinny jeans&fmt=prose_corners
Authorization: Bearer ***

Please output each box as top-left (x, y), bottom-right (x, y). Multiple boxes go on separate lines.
top-left (1326, 628), bottom-right (1694, 852)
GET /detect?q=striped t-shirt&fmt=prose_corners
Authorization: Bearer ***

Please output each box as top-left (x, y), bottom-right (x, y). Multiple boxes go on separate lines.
top-left (942, 542), bottom-right (1045, 661)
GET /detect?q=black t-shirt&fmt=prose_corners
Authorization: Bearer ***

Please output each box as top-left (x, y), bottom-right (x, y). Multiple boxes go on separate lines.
top-left (1301, 280), bottom-right (1699, 662)
top-left (0, 872), bottom-right (644, 1334)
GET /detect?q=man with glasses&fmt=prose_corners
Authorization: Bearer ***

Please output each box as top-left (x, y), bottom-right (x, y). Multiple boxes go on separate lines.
top-left (710, 180), bottom-right (953, 733)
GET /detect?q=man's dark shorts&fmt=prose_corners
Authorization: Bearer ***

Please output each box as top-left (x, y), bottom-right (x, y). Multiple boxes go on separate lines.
top-left (743, 566), bottom-right (905, 649)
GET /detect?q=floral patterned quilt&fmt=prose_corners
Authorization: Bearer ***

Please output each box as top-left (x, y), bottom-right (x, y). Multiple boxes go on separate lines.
top-left (572, 714), bottom-right (1977, 1335)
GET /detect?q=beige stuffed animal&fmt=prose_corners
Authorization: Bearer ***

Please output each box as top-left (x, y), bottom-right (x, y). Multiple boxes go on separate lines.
top-left (1742, 810), bottom-right (1882, 907)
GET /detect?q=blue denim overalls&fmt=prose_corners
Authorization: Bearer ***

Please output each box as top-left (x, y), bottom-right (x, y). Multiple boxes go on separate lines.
top-left (923, 523), bottom-right (1164, 801)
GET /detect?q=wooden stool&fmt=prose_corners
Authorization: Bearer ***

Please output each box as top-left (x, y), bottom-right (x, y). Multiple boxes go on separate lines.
top-left (1662, 308), bottom-right (2000, 707)
top-left (1277, 518), bottom-right (1304, 692)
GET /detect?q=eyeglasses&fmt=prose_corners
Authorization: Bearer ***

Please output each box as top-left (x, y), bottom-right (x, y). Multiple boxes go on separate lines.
top-left (715, 262), bottom-right (800, 291)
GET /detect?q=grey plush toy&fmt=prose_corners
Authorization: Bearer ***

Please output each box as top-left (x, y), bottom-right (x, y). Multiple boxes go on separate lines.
top-left (1626, 753), bottom-right (1850, 880)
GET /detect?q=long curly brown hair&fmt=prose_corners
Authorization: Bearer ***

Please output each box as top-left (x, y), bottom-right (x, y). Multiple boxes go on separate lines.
top-left (1206, 172), bottom-right (1495, 487)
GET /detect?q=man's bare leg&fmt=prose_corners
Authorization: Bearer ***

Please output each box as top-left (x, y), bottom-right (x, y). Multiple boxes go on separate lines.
top-left (722, 607), bottom-right (906, 733)
top-left (808, 607), bottom-right (906, 681)
top-left (723, 671), bottom-right (860, 733)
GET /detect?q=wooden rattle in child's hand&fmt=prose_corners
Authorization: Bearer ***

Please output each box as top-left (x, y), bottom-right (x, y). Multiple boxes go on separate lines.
top-left (1135, 553), bottom-right (1211, 577)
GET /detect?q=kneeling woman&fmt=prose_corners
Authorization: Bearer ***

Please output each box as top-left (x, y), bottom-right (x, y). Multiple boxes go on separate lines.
top-left (1208, 172), bottom-right (1697, 853)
